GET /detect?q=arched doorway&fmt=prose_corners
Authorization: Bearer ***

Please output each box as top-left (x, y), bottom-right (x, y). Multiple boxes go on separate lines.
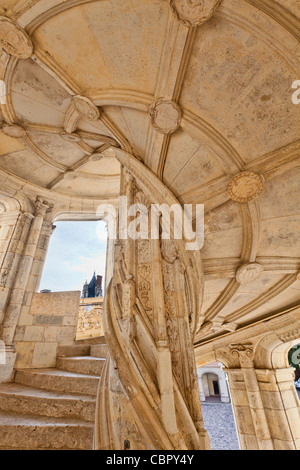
top-left (198, 362), bottom-right (240, 450)
top-left (197, 362), bottom-right (230, 403)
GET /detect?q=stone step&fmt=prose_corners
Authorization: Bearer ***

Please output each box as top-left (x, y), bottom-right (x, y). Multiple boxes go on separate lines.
top-left (57, 344), bottom-right (91, 357)
top-left (75, 336), bottom-right (106, 345)
top-left (56, 356), bottom-right (105, 376)
top-left (0, 383), bottom-right (96, 422)
top-left (0, 411), bottom-right (94, 450)
top-left (90, 344), bottom-right (108, 358)
top-left (15, 369), bottom-right (100, 396)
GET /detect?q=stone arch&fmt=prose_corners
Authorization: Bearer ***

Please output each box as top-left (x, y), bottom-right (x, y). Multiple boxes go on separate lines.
top-left (255, 328), bottom-right (300, 370)
top-left (197, 363), bottom-right (230, 403)
top-left (0, 191), bottom-right (33, 215)
top-left (0, 194), bottom-right (21, 213)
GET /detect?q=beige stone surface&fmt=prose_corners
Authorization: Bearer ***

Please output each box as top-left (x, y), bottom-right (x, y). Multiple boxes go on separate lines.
top-left (0, 0), bottom-right (299, 451)
top-left (13, 291), bottom-right (81, 368)
top-left (76, 297), bottom-right (103, 340)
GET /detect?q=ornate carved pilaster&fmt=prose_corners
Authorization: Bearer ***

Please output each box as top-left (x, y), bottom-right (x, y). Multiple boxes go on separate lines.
top-left (1, 196), bottom-right (53, 347)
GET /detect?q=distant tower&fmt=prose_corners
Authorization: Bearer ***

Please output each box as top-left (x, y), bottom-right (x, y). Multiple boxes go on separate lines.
top-left (82, 280), bottom-right (89, 298)
top-left (82, 273), bottom-right (103, 298)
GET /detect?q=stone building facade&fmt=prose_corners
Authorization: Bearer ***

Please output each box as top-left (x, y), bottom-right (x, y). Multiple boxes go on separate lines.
top-left (0, 0), bottom-right (299, 451)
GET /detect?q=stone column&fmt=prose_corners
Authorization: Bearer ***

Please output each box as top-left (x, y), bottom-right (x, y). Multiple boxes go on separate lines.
top-left (225, 344), bottom-right (273, 450)
top-left (197, 372), bottom-right (206, 402)
top-left (256, 367), bottom-right (300, 450)
top-left (0, 197), bottom-right (52, 381)
top-left (219, 371), bottom-right (230, 403)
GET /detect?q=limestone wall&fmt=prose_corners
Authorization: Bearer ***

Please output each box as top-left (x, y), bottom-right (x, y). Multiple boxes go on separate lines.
top-left (14, 290), bottom-right (81, 369)
top-left (76, 297), bottom-right (103, 340)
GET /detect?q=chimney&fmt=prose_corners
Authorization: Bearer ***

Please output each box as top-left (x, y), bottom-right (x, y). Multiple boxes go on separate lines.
top-left (96, 275), bottom-right (102, 290)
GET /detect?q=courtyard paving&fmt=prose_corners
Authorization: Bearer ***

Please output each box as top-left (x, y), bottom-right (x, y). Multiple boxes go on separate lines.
top-left (202, 389), bottom-right (300, 451)
top-left (201, 399), bottom-right (240, 451)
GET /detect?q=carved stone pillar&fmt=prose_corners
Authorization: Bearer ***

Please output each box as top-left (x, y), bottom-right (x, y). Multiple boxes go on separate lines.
top-left (0, 197), bottom-right (52, 382)
top-left (256, 367), bottom-right (300, 450)
top-left (95, 153), bottom-right (209, 450)
top-left (225, 344), bottom-right (273, 450)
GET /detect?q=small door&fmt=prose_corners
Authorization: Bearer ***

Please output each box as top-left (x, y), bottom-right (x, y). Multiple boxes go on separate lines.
top-left (213, 380), bottom-right (220, 395)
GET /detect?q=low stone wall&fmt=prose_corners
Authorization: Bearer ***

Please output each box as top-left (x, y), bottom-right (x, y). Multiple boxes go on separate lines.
top-left (76, 297), bottom-right (103, 340)
top-left (14, 291), bottom-right (81, 369)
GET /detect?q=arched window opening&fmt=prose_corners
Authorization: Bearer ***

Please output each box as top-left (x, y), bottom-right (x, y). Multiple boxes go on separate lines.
top-left (288, 343), bottom-right (300, 401)
top-left (40, 220), bottom-right (107, 294)
top-left (197, 362), bottom-right (240, 450)
top-left (39, 219), bottom-right (107, 340)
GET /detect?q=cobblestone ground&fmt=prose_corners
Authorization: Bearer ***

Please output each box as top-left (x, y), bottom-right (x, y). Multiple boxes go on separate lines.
top-left (202, 389), bottom-right (300, 450)
top-left (201, 399), bottom-right (240, 451)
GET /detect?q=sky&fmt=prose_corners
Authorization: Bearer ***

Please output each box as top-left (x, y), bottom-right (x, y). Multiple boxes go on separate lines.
top-left (39, 220), bottom-right (108, 293)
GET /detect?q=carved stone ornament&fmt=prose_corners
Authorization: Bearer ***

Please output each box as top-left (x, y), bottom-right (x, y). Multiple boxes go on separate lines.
top-left (170, 0), bottom-right (222, 27)
top-left (34, 197), bottom-right (53, 217)
top-left (227, 171), bottom-right (264, 203)
top-left (2, 123), bottom-right (26, 138)
top-left (0, 16), bottom-right (33, 59)
top-left (72, 95), bottom-right (100, 121)
top-left (236, 262), bottom-right (263, 285)
top-left (149, 99), bottom-right (181, 135)
top-left (59, 131), bottom-right (82, 143)
top-left (230, 344), bottom-right (253, 368)
top-left (161, 239), bottom-right (178, 264)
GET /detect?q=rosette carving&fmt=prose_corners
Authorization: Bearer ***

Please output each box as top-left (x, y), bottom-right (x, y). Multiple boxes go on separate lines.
top-left (0, 16), bottom-right (33, 59)
top-left (149, 99), bottom-right (181, 135)
top-left (170, 0), bottom-right (222, 27)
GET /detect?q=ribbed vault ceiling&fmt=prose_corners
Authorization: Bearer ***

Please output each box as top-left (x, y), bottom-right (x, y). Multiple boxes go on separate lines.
top-left (0, 0), bottom-right (299, 344)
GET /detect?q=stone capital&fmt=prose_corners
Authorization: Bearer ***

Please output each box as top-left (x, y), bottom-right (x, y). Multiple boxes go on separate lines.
top-left (230, 343), bottom-right (254, 368)
top-left (34, 197), bottom-right (53, 218)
